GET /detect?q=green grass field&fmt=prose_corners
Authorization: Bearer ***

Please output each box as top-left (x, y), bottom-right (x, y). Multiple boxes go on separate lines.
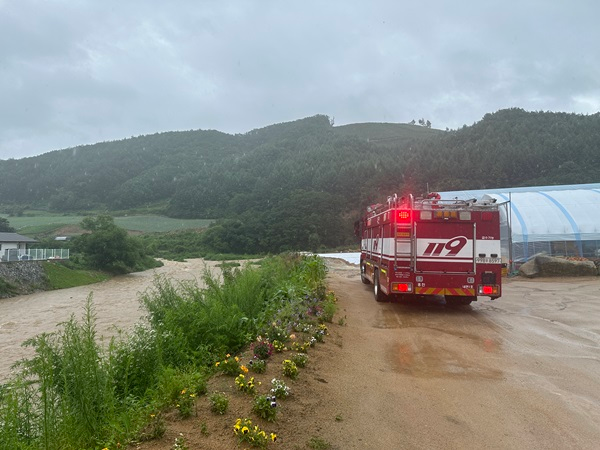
top-left (1, 213), bottom-right (213, 236)
top-left (42, 261), bottom-right (110, 289)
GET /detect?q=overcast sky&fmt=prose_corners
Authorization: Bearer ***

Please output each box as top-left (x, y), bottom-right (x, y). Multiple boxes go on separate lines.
top-left (1, 0), bottom-right (598, 160)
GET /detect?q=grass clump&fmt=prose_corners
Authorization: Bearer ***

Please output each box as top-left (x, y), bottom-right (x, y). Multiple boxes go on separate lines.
top-left (291, 352), bottom-right (309, 368)
top-left (0, 278), bottom-right (18, 297)
top-left (209, 392), bottom-right (229, 415)
top-left (308, 436), bottom-right (332, 449)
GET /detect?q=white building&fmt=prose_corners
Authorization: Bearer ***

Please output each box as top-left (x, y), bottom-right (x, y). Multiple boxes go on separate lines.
top-left (0, 232), bottom-right (37, 261)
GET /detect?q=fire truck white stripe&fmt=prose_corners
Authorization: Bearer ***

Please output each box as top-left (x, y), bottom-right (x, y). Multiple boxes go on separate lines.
top-left (418, 258), bottom-right (472, 262)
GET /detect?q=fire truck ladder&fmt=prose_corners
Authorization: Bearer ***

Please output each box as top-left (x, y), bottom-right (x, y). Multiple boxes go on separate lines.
top-left (393, 194), bottom-right (413, 270)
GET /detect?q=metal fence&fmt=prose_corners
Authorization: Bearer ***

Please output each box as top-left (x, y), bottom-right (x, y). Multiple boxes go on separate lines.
top-left (1, 248), bottom-right (70, 262)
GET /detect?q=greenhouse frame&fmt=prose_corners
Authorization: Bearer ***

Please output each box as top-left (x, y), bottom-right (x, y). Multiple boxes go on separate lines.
top-left (439, 183), bottom-right (600, 269)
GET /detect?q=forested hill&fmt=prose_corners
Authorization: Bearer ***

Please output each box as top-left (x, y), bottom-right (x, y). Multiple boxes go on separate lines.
top-left (405, 108), bottom-right (600, 191)
top-left (1, 109), bottom-right (598, 252)
top-left (0, 115), bottom-right (441, 216)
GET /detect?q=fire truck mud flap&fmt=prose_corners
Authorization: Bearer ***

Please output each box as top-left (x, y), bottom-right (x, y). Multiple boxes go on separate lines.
top-left (373, 271), bottom-right (389, 302)
top-left (445, 295), bottom-right (476, 307)
top-left (360, 262), bottom-right (371, 285)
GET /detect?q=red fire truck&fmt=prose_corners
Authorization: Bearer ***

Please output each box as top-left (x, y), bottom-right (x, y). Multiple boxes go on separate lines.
top-left (359, 193), bottom-right (502, 305)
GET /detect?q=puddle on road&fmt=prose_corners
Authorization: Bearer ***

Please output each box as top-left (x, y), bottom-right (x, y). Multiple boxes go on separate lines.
top-left (375, 304), bottom-right (505, 380)
top-left (389, 340), bottom-right (504, 380)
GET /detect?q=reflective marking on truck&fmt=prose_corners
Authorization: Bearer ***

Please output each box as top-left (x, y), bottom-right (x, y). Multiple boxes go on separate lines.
top-left (422, 236), bottom-right (468, 256)
top-left (415, 287), bottom-right (475, 295)
top-left (417, 236), bottom-right (473, 259)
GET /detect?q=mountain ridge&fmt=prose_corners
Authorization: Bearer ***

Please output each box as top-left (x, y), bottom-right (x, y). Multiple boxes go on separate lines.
top-left (1, 109), bottom-right (598, 252)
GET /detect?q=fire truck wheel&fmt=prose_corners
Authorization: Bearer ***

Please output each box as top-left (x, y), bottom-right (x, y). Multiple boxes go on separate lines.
top-left (445, 295), bottom-right (474, 307)
top-left (373, 271), bottom-right (389, 302)
top-left (360, 263), bottom-right (370, 284)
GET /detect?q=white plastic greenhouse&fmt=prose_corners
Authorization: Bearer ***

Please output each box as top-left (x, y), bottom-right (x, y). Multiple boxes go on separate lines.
top-left (438, 183), bottom-right (600, 267)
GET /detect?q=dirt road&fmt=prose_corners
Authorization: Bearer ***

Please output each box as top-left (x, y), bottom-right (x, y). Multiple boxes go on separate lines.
top-left (0, 259), bottom-right (220, 382)
top-left (320, 259), bottom-right (600, 449)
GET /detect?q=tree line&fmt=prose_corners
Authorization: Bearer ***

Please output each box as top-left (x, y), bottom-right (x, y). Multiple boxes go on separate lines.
top-left (1, 109), bottom-right (598, 253)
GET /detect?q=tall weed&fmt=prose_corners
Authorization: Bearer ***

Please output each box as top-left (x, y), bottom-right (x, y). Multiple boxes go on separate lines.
top-left (2, 294), bottom-right (118, 449)
top-left (0, 376), bottom-right (38, 449)
top-left (109, 324), bottom-right (161, 399)
top-left (141, 266), bottom-right (270, 366)
top-left (51, 296), bottom-right (113, 445)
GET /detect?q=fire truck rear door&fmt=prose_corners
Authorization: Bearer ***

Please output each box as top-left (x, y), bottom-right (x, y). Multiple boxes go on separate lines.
top-left (414, 221), bottom-right (475, 274)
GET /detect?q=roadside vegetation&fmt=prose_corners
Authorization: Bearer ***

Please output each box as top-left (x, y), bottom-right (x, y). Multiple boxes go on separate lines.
top-left (0, 254), bottom-right (336, 450)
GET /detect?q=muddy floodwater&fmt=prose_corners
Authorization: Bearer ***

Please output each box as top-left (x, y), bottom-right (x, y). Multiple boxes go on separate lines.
top-left (0, 259), bottom-right (221, 382)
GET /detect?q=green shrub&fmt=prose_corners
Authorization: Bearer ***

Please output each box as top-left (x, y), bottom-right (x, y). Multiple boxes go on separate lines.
top-left (321, 291), bottom-right (338, 323)
top-left (0, 278), bottom-right (18, 297)
top-left (209, 392), bottom-right (229, 415)
top-left (291, 352), bottom-right (308, 368)
top-left (16, 294), bottom-right (116, 449)
top-left (153, 367), bottom-right (208, 409)
top-left (252, 394), bottom-right (278, 422)
top-left (109, 323), bottom-right (161, 398)
top-left (175, 388), bottom-right (196, 418)
top-left (249, 358), bottom-right (267, 374)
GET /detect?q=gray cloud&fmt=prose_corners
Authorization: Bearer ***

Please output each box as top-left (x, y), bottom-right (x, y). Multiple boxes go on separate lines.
top-left (1, 0), bottom-right (598, 159)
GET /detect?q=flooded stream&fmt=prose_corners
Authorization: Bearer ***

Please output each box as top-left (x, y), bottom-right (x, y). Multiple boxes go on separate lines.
top-left (0, 259), bottom-right (221, 382)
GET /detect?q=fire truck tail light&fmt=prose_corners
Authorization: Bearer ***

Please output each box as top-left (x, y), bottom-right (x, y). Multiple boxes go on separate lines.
top-left (459, 211), bottom-right (471, 220)
top-left (392, 282), bottom-right (413, 293)
top-left (420, 211), bottom-right (432, 220)
top-left (478, 285), bottom-right (499, 295)
top-left (397, 210), bottom-right (411, 222)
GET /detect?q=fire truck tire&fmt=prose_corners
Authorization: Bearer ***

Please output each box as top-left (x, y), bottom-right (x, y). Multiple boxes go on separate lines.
top-left (373, 271), bottom-right (389, 302)
top-left (445, 295), bottom-right (474, 307)
top-left (360, 263), bottom-right (370, 284)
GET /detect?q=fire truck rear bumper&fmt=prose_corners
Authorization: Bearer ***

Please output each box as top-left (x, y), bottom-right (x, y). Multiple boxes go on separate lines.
top-left (415, 287), bottom-right (475, 296)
